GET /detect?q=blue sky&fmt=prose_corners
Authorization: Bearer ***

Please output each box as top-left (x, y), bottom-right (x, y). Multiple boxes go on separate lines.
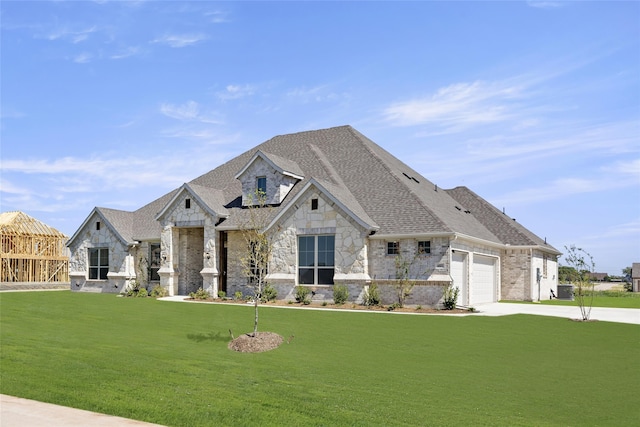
top-left (1, 1), bottom-right (638, 275)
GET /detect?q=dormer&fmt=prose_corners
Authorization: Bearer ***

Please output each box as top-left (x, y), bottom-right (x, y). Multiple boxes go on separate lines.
top-left (235, 150), bottom-right (304, 206)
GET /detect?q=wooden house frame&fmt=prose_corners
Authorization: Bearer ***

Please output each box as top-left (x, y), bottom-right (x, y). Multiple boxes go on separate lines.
top-left (1, 212), bottom-right (69, 283)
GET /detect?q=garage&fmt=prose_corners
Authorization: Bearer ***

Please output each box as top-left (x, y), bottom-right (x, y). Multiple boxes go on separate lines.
top-left (470, 255), bottom-right (497, 305)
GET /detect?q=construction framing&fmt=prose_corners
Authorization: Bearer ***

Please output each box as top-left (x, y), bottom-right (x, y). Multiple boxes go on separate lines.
top-left (1, 212), bottom-right (69, 283)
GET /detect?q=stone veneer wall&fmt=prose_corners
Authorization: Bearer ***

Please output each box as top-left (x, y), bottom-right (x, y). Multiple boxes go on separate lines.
top-left (238, 157), bottom-right (298, 206)
top-left (158, 190), bottom-right (219, 297)
top-left (368, 237), bottom-right (450, 281)
top-left (68, 212), bottom-right (129, 293)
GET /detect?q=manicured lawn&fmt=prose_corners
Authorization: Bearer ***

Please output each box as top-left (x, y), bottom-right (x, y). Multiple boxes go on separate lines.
top-left (1, 292), bottom-right (638, 426)
top-left (540, 291), bottom-right (640, 309)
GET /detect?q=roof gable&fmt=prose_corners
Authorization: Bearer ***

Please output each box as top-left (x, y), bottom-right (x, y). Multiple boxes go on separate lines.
top-left (155, 183), bottom-right (229, 222)
top-left (234, 150), bottom-right (304, 180)
top-left (67, 207), bottom-right (133, 247)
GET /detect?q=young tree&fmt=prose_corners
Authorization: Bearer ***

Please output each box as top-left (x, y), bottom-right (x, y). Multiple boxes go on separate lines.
top-left (239, 190), bottom-right (274, 337)
top-left (394, 254), bottom-right (416, 307)
top-left (563, 245), bottom-right (596, 321)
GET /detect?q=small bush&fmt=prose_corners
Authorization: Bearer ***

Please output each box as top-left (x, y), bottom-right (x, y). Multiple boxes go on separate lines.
top-left (137, 288), bottom-right (148, 298)
top-left (363, 283), bottom-right (381, 307)
top-left (234, 291), bottom-right (244, 300)
top-left (442, 285), bottom-right (459, 310)
top-left (261, 284), bottom-right (277, 302)
top-left (189, 288), bottom-right (210, 300)
top-left (333, 284), bottom-right (349, 305)
top-left (295, 286), bottom-right (311, 304)
top-left (217, 290), bottom-right (226, 299)
top-left (387, 302), bottom-right (401, 311)
top-left (150, 284), bottom-right (168, 298)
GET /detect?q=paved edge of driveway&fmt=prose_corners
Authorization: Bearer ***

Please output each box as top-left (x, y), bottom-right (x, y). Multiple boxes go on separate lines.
top-left (0, 394), bottom-right (165, 427)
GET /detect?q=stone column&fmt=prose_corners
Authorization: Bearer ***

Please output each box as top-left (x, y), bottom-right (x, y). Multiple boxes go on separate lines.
top-left (200, 222), bottom-right (219, 298)
top-left (158, 224), bottom-right (179, 296)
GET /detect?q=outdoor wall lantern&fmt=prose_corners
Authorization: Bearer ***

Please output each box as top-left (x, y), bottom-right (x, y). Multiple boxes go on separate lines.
top-left (205, 252), bottom-right (211, 259)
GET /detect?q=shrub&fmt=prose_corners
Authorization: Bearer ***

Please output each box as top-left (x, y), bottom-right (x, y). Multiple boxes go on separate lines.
top-left (234, 291), bottom-right (244, 301)
top-left (363, 283), bottom-right (381, 307)
top-left (442, 285), bottom-right (459, 310)
top-left (295, 286), bottom-right (311, 304)
top-left (387, 302), bottom-right (401, 311)
top-left (333, 284), bottom-right (349, 305)
top-left (261, 284), bottom-right (277, 302)
top-left (150, 284), bottom-right (168, 298)
top-left (189, 288), bottom-right (210, 300)
top-left (217, 290), bottom-right (226, 299)
top-left (125, 281), bottom-right (148, 297)
top-left (137, 288), bottom-right (148, 298)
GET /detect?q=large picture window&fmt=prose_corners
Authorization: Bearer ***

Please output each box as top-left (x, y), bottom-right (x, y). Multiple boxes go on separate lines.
top-left (88, 248), bottom-right (109, 280)
top-left (149, 243), bottom-right (161, 282)
top-left (298, 235), bottom-right (335, 285)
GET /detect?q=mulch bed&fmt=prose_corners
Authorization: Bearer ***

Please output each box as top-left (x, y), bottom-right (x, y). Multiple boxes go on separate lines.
top-left (228, 332), bottom-right (284, 353)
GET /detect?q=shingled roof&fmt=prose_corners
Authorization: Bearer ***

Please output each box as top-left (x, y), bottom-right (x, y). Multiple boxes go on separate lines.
top-left (70, 125), bottom-right (557, 253)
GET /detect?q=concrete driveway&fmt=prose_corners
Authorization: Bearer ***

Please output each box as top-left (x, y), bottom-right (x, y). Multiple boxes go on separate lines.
top-left (0, 395), bottom-right (165, 427)
top-left (473, 302), bottom-right (640, 325)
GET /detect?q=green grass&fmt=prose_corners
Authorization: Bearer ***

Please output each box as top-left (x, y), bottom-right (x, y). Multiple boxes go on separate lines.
top-left (2, 291), bottom-right (639, 426)
top-left (539, 291), bottom-right (640, 309)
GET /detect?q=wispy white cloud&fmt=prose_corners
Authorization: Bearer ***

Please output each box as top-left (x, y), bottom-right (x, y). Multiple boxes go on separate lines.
top-left (216, 84), bottom-right (257, 100)
top-left (205, 10), bottom-right (230, 24)
top-left (110, 46), bottom-right (141, 60)
top-left (44, 25), bottom-right (98, 43)
top-left (527, 1), bottom-right (563, 9)
top-left (382, 80), bottom-right (527, 129)
top-left (150, 33), bottom-right (207, 48)
top-left (159, 101), bottom-right (223, 124)
top-left (72, 52), bottom-right (93, 63)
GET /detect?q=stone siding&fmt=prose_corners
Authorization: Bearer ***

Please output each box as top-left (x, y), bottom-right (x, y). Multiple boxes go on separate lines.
top-left (238, 157), bottom-right (297, 206)
top-left (68, 211), bottom-right (130, 293)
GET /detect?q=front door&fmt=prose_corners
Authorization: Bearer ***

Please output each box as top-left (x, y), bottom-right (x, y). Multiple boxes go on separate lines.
top-left (219, 231), bottom-right (227, 293)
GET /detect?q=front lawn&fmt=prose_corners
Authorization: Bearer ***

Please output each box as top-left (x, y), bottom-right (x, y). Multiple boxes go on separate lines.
top-left (541, 291), bottom-right (640, 309)
top-left (1, 291), bottom-right (638, 426)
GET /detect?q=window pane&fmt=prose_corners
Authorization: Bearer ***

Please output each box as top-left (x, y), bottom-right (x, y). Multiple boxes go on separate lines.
top-left (298, 236), bottom-right (315, 267)
top-left (89, 249), bottom-right (98, 267)
top-left (257, 177), bottom-right (267, 194)
top-left (99, 267), bottom-right (108, 280)
top-left (89, 267), bottom-right (98, 280)
top-left (318, 268), bottom-right (334, 285)
top-left (299, 268), bottom-right (314, 285)
top-left (99, 249), bottom-right (109, 266)
top-left (317, 236), bottom-right (335, 267)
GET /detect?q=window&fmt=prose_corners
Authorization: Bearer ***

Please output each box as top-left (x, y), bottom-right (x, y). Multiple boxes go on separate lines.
top-left (185, 198), bottom-right (191, 209)
top-left (256, 176), bottom-right (267, 195)
top-left (311, 198), bottom-right (318, 210)
top-left (149, 243), bottom-right (161, 281)
top-left (88, 248), bottom-right (109, 280)
top-left (418, 241), bottom-right (431, 254)
top-left (298, 235), bottom-right (335, 285)
top-left (96, 221), bottom-right (101, 231)
top-left (387, 241), bottom-right (399, 255)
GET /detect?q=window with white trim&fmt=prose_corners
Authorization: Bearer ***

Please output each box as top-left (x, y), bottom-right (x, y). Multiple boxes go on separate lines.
top-left (418, 241), bottom-right (431, 254)
top-left (149, 243), bottom-right (161, 282)
top-left (387, 241), bottom-right (399, 255)
top-left (88, 248), bottom-right (109, 280)
top-left (256, 176), bottom-right (267, 195)
top-left (298, 235), bottom-right (335, 285)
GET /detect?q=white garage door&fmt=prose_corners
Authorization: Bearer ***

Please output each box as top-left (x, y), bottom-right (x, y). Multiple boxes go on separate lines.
top-left (470, 255), bottom-right (496, 305)
top-left (451, 251), bottom-right (468, 306)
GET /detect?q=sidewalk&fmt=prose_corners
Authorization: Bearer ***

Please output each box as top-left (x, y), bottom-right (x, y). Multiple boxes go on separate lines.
top-left (473, 302), bottom-right (640, 325)
top-left (0, 395), bottom-right (165, 427)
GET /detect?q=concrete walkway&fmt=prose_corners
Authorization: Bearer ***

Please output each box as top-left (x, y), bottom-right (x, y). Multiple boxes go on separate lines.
top-left (0, 395), bottom-right (165, 427)
top-left (473, 302), bottom-right (640, 325)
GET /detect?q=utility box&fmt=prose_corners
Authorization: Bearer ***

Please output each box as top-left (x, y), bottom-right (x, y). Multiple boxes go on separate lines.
top-left (557, 284), bottom-right (574, 300)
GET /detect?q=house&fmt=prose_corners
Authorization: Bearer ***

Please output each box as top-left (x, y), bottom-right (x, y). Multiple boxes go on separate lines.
top-left (1, 211), bottom-right (69, 283)
top-left (632, 263), bottom-right (640, 292)
top-left (67, 126), bottom-right (560, 306)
